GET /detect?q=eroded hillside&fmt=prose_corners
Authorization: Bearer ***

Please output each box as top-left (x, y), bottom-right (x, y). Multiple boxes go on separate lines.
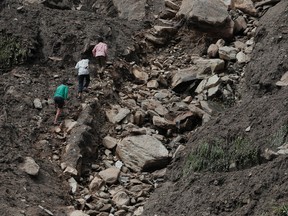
top-left (1, 0), bottom-right (288, 216)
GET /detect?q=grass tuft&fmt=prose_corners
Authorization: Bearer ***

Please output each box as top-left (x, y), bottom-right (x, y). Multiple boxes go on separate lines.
top-left (274, 204), bottom-right (288, 216)
top-left (184, 136), bottom-right (260, 174)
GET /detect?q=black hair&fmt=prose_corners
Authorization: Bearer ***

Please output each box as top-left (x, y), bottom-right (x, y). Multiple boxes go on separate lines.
top-left (97, 36), bottom-right (104, 43)
top-left (62, 78), bottom-right (68, 85)
top-left (81, 52), bottom-right (89, 59)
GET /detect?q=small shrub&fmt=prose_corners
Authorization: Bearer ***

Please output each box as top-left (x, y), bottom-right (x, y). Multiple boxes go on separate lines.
top-left (268, 125), bottom-right (288, 148)
top-left (274, 204), bottom-right (288, 216)
top-left (229, 137), bottom-right (260, 169)
top-left (0, 34), bottom-right (29, 71)
top-left (184, 137), bottom-right (260, 174)
top-left (185, 141), bottom-right (228, 173)
top-left (184, 124), bottom-right (288, 175)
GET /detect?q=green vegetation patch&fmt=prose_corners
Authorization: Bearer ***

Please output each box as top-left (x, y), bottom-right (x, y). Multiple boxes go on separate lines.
top-left (185, 137), bottom-right (261, 173)
top-left (0, 34), bottom-right (29, 71)
top-left (268, 124), bottom-right (288, 148)
top-left (184, 124), bottom-right (288, 175)
top-left (274, 204), bottom-right (288, 216)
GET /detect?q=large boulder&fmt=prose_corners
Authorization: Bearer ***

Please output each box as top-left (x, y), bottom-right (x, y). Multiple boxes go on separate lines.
top-left (171, 65), bottom-right (212, 93)
top-left (116, 135), bottom-right (171, 172)
top-left (177, 0), bottom-right (234, 38)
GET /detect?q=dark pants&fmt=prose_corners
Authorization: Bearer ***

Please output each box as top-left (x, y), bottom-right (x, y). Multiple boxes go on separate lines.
top-left (54, 96), bottom-right (65, 108)
top-left (95, 56), bottom-right (106, 68)
top-left (78, 74), bottom-right (90, 93)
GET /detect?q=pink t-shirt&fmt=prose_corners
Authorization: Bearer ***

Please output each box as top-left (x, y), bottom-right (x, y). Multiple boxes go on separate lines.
top-left (92, 42), bottom-right (108, 57)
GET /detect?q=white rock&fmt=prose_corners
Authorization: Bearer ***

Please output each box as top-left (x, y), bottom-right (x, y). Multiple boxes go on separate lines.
top-left (69, 210), bottom-right (89, 216)
top-left (68, 177), bottom-right (78, 194)
top-left (236, 51), bottom-right (251, 63)
top-left (19, 157), bottom-right (40, 176)
top-left (33, 98), bottom-right (42, 109)
top-left (245, 126), bottom-right (251, 132)
top-left (115, 160), bottom-right (123, 169)
top-left (208, 85), bottom-right (220, 97)
top-left (276, 71), bottom-right (288, 86)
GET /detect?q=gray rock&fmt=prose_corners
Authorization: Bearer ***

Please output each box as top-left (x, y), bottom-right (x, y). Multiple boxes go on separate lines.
top-left (207, 44), bottom-right (219, 58)
top-left (106, 107), bottom-right (131, 124)
top-left (234, 0), bottom-right (258, 16)
top-left (234, 16), bottom-right (247, 34)
top-left (165, 0), bottom-right (180, 11)
top-left (112, 191), bottom-right (130, 206)
top-left (219, 46), bottom-right (238, 60)
top-left (171, 66), bottom-right (209, 93)
top-left (116, 135), bottom-right (170, 172)
top-left (103, 136), bottom-right (118, 149)
top-left (99, 167), bottom-right (121, 184)
top-left (132, 65), bottom-right (149, 83)
top-left (89, 175), bottom-right (104, 191)
top-left (177, 0), bottom-right (234, 38)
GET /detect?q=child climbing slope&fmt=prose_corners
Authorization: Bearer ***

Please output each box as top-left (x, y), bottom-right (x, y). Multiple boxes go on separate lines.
top-left (53, 78), bottom-right (69, 125)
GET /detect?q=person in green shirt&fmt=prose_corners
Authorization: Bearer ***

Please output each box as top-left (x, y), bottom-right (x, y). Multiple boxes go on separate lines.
top-left (53, 78), bottom-right (69, 125)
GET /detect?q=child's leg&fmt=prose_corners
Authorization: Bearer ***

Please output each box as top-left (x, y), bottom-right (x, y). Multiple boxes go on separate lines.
top-left (99, 56), bottom-right (106, 73)
top-left (54, 108), bottom-right (62, 124)
top-left (78, 75), bottom-right (84, 95)
top-left (84, 75), bottom-right (90, 88)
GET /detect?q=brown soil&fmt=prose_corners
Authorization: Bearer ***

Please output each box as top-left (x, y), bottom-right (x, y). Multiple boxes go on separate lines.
top-left (1, 0), bottom-right (288, 216)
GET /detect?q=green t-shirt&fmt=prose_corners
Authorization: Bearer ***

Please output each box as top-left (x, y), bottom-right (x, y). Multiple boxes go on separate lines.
top-left (54, 84), bottom-right (68, 100)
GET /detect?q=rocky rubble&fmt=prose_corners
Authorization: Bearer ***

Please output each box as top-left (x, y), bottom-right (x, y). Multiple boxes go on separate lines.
top-left (34, 0), bottom-right (283, 215)
top-left (1, 0), bottom-right (285, 215)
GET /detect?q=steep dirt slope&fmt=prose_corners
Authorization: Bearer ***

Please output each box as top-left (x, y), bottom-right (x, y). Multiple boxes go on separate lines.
top-left (143, 1), bottom-right (288, 216)
top-left (1, 0), bottom-right (288, 216)
top-left (0, 2), bottom-right (145, 74)
top-left (0, 1), bottom-right (173, 215)
top-left (0, 2), bottom-right (144, 215)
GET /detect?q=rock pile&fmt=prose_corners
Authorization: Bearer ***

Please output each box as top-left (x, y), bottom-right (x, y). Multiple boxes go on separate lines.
top-left (40, 0), bottom-right (281, 215)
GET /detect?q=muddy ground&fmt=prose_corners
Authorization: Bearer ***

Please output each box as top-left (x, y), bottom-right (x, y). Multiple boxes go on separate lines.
top-left (0, 0), bottom-right (288, 216)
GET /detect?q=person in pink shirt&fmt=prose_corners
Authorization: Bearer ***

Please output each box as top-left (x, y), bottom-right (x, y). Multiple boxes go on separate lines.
top-left (92, 36), bottom-right (108, 74)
